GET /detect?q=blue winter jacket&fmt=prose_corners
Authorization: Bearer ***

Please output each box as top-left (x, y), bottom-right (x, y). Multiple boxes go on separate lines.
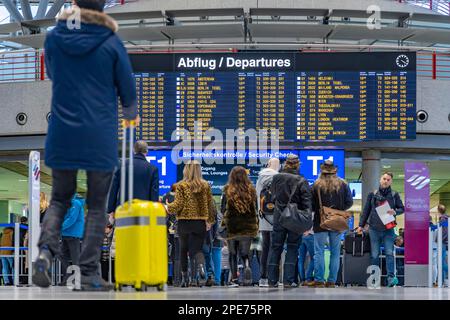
top-left (62, 195), bottom-right (85, 238)
top-left (44, 8), bottom-right (137, 171)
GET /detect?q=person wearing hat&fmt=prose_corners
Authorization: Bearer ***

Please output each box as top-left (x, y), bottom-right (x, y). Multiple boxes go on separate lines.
top-left (267, 155), bottom-right (312, 288)
top-left (358, 172), bottom-right (404, 287)
top-left (32, 0), bottom-right (138, 291)
top-left (309, 159), bottom-right (353, 288)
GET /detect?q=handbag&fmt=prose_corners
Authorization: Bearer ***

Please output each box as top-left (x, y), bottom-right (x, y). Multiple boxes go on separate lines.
top-left (318, 188), bottom-right (352, 232)
top-left (278, 179), bottom-right (313, 235)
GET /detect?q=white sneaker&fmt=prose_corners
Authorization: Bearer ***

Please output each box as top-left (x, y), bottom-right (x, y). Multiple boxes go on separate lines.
top-left (444, 279), bottom-right (449, 287)
top-left (259, 278), bottom-right (269, 287)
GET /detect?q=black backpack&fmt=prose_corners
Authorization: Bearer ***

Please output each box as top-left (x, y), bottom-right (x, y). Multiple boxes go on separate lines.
top-left (260, 183), bottom-right (275, 219)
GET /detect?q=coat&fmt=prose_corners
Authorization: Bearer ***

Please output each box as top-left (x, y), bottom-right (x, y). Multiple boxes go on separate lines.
top-left (311, 179), bottom-right (354, 233)
top-left (107, 153), bottom-right (159, 212)
top-left (270, 168), bottom-right (312, 227)
top-left (359, 186), bottom-right (405, 231)
top-left (0, 228), bottom-right (14, 255)
top-left (255, 168), bottom-right (278, 232)
top-left (220, 186), bottom-right (259, 240)
top-left (167, 181), bottom-right (216, 224)
top-left (44, 8), bottom-right (137, 171)
top-left (62, 195), bottom-right (85, 238)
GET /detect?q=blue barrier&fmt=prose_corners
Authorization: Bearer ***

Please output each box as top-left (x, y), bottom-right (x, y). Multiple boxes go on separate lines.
top-left (0, 223), bottom-right (28, 230)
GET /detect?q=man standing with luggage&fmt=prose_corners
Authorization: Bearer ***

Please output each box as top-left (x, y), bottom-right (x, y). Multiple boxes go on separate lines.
top-left (32, 0), bottom-right (138, 291)
top-left (107, 140), bottom-right (160, 212)
top-left (267, 155), bottom-right (312, 288)
top-left (357, 172), bottom-right (404, 287)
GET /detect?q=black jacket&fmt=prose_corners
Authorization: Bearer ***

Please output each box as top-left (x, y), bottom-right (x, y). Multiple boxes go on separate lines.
top-left (359, 186), bottom-right (405, 231)
top-left (270, 168), bottom-right (312, 226)
top-left (107, 153), bottom-right (159, 212)
top-left (312, 180), bottom-right (353, 233)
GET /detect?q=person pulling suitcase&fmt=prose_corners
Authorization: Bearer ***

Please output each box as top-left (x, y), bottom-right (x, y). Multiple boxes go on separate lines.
top-left (32, 0), bottom-right (138, 291)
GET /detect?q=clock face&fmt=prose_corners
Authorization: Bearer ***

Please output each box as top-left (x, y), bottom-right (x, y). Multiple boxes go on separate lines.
top-left (396, 54), bottom-right (409, 68)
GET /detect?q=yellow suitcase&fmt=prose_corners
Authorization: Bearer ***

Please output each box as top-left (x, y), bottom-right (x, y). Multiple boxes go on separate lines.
top-left (115, 200), bottom-right (167, 291)
top-left (114, 122), bottom-right (167, 292)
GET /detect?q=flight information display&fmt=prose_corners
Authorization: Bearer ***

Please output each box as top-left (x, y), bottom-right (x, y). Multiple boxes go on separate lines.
top-left (122, 51), bottom-right (416, 142)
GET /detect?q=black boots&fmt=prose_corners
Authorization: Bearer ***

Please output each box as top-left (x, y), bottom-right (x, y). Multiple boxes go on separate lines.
top-left (197, 263), bottom-right (207, 287)
top-left (32, 248), bottom-right (52, 288)
top-left (181, 272), bottom-right (190, 288)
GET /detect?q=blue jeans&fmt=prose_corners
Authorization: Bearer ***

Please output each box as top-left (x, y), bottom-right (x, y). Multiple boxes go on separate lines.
top-left (1, 257), bottom-right (13, 285)
top-left (268, 222), bottom-right (301, 285)
top-left (443, 245), bottom-right (448, 280)
top-left (202, 242), bottom-right (214, 277)
top-left (369, 228), bottom-right (396, 279)
top-left (314, 231), bottom-right (342, 283)
top-left (298, 234), bottom-right (315, 281)
top-left (212, 247), bottom-right (222, 284)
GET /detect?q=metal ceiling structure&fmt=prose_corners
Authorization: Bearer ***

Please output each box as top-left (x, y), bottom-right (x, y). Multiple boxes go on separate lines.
top-left (1, 4), bottom-right (450, 50)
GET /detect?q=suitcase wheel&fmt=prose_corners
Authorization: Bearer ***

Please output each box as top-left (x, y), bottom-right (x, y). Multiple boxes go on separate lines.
top-left (115, 284), bottom-right (123, 292)
top-left (157, 283), bottom-right (167, 292)
top-left (135, 282), bottom-right (147, 292)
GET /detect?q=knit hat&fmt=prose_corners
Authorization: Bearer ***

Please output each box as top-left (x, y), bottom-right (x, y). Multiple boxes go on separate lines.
top-left (75, 0), bottom-right (106, 12)
top-left (320, 159), bottom-right (337, 174)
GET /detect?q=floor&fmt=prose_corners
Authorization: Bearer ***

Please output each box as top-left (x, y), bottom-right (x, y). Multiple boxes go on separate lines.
top-left (0, 285), bottom-right (449, 300)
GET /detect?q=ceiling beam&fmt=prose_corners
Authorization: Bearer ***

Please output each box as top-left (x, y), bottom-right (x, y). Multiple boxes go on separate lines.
top-left (45, 0), bottom-right (65, 19)
top-left (35, 0), bottom-right (49, 19)
top-left (1, 0), bottom-right (24, 22)
top-left (20, 0), bottom-right (33, 20)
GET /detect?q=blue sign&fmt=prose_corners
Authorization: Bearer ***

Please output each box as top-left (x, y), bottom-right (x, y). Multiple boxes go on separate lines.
top-left (299, 150), bottom-right (345, 184)
top-left (146, 150), bottom-right (178, 197)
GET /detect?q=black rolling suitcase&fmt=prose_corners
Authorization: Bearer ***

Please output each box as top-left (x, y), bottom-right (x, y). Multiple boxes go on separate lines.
top-left (343, 231), bottom-right (371, 286)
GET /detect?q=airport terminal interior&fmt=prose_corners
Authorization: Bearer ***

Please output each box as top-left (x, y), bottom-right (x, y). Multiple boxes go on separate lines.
top-left (1, 0), bottom-right (450, 301)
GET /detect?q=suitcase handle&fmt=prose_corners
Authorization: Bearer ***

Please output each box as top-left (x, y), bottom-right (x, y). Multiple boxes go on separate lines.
top-left (120, 120), bottom-right (135, 206)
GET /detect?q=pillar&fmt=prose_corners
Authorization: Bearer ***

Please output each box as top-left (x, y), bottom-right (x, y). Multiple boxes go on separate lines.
top-left (362, 149), bottom-right (381, 209)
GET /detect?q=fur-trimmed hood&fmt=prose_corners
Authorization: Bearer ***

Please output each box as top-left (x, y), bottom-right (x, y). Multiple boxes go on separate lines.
top-left (57, 7), bottom-right (118, 32)
top-left (50, 7), bottom-right (118, 56)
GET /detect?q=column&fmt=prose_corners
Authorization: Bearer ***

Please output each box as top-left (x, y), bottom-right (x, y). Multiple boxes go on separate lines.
top-left (362, 149), bottom-right (381, 209)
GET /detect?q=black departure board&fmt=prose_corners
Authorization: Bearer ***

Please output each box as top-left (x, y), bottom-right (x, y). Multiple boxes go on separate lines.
top-left (120, 52), bottom-right (416, 142)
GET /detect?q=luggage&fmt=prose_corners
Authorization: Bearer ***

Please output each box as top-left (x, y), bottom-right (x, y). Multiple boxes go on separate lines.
top-left (342, 230), bottom-right (372, 286)
top-left (115, 122), bottom-right (168, 292)
top-left (344, 230), bottom-right (371, 256)
top-left (342, 253), bottom-right (371, 286)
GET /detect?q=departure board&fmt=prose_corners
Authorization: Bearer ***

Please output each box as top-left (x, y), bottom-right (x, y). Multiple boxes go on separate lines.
top-left (123, 52), bottom-right (416, 142)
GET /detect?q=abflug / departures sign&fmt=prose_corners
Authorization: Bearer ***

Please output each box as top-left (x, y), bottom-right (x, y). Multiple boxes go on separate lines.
top-left (130, 52), bottom-right (416, 72)
top-left (176, 56), bottom-right (292, 71)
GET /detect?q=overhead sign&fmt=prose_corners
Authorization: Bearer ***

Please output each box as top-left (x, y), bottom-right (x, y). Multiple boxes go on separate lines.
top-left (299, 150), bottom-right (345, 184)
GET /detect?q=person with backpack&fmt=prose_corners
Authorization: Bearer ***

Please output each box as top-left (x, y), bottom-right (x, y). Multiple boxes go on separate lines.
top-left (268, 155), bottom-right (312, 288)
top-left (255, 158), bottom-right (280, 287)
top-left (310, 160), bottom-right (353, 288)
top-left (357, 171), bottom-right (405, 287)
top-left (221, 166), bottom-right (259, 287)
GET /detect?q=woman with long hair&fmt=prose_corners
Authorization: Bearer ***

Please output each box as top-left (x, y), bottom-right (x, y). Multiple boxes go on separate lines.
top-left (167, 160), bottom-right (216, 287)
top-left (221, 166), bottom-right (258, 287)
top-left (310, 160), bottom-right (353, 288)
top-left (40, 192), bottom-right (50, 224)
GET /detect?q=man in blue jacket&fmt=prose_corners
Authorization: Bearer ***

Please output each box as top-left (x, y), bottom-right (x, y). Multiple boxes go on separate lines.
top-left (107, 140), bottom-right (159, 213)
top-left (33, 0), bottom-right (138, 291)
top-left (358, 172), bottom-right (405, 287)
top-left (59, 194), bottom-right (85, 286)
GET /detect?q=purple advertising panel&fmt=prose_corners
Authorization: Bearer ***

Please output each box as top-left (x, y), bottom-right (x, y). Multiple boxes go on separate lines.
top-left (404, 162), bottom-right (430, 265)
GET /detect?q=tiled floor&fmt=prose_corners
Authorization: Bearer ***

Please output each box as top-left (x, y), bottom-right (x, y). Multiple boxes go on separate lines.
top-left (0, 285), bottom-right (449, 300)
